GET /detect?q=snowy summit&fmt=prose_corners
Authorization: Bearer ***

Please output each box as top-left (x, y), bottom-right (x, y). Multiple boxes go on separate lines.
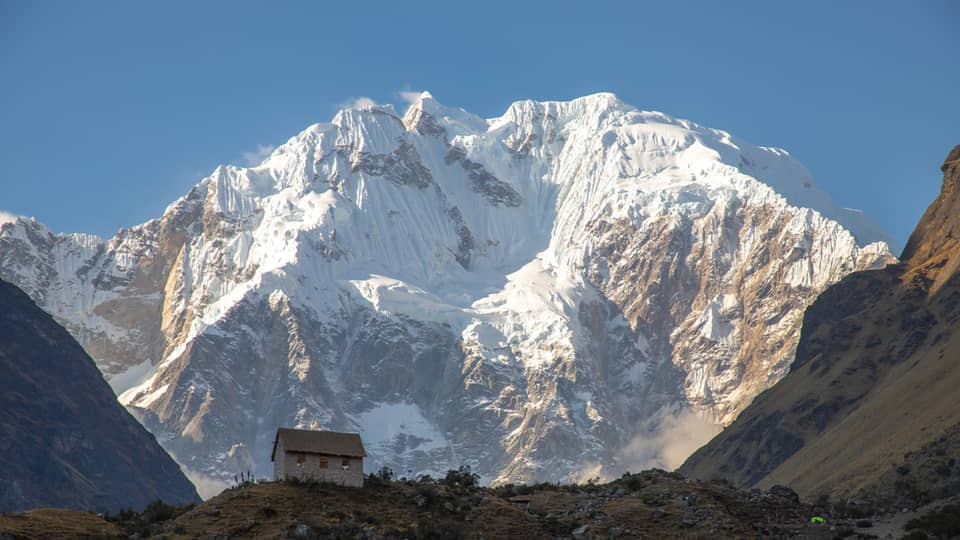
top-left (0, 93), bottom-right (894, 486)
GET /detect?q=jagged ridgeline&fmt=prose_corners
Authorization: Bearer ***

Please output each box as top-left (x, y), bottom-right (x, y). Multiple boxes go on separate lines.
top-left (681, 146), bottom-right (960, 506)
top-left (0, 93), bottom-right (893, 486)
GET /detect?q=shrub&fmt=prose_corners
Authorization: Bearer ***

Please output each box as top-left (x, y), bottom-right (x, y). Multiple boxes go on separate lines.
top-left (415, 483), bottom-right (439, 504)
top-left (141, 500), bottom-right (184, 524)
top-left (376, 466), bottom-right (395, 481)
top-left (620, 473), bottom-right (645, 492)
top-left (530, 481), bottom-right (559, 493)
top-left (440, 465), bottom-right (480, 489)
top-left (365, 466), bottom-right (396, 487)
top-left (103, 500), bottom-right (195, 537)
top-left (491, 483), bottom-right (516, 498)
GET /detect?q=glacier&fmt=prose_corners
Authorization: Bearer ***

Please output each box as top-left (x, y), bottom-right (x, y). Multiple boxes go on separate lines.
top-left (0, 92), bottom-right (894, 484)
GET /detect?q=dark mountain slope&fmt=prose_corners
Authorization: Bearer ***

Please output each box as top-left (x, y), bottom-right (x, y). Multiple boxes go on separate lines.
top-left (0, 279), bottom-right (200, 512)
top-left (680, 145), bottom-right (960, 503)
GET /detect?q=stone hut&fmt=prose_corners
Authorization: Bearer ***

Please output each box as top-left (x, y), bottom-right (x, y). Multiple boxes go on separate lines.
top-left (271, 428), bottom-right (366, 487)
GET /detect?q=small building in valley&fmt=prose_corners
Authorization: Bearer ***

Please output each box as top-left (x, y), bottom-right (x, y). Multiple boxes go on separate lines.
top-left (271, 428), bottom-right (366, 487)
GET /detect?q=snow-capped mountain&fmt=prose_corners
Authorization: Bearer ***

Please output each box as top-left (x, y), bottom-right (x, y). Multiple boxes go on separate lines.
top-left (0, 92), bottom-right (894, 485)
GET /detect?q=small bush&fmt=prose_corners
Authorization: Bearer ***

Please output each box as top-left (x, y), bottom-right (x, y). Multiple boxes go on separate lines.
top-left (530, 481), bottom-right (559, 493)
top-left (365, 466), bottom-right (396, 487)
top-left (620, 473), bottom-right (645, 492)
top-left (103, 500), bottom-right (195, 537)
top-left (141, 500), bottom-right (182, 524)
top-left (440, 465), bottom-right (480, 489)
top-left (376, 466), bottom-right (395, 481)
top-left (259, 505), bottom-right (278, 518)
top-left (415, 483), bottom-right (439, 504)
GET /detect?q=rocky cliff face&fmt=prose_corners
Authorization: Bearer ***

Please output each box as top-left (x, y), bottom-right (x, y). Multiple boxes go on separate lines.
top-left (0, 278), bottom-right (200, 512)
top-left (0, 93), bottom-right (893, 485)
top-left (680, 145), bottom-right (960, 503)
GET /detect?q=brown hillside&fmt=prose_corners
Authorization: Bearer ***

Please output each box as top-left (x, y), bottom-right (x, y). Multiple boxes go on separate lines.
top-left (0, 472), bottom-right (860, 539)
top-left (680, 145), bottom-right (960, 505)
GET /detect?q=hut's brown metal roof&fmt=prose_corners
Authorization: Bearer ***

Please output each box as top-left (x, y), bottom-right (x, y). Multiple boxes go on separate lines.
top-left (271, 428), bottom-right (366, 461)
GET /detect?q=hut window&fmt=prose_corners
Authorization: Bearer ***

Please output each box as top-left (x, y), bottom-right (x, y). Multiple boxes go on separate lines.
top-left (296, 454), bottom-right (305, 467)
top-left (342, 458), bottom-right (350, 470)
top-left (318, 457), bottom-right (328, 469)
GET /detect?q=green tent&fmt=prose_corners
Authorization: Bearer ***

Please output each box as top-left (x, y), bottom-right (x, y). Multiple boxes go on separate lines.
top-left (810, 516), bottom-right (826, 524)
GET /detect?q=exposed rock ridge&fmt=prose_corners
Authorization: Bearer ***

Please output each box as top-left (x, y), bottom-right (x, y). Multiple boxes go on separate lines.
top-left (680, 145), bottom-right (960, 502)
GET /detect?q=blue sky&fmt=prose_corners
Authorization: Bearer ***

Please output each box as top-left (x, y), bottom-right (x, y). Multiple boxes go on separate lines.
top-left (1, 1), bottom-right (956, 250)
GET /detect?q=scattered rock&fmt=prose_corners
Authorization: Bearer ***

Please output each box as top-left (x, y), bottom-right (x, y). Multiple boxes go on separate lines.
top-left (768, 484), bottom-right (800, 504)
top-left (571, 523), bottom-right (590, 538)
top-left (282, 522), bottom-right (317, 539)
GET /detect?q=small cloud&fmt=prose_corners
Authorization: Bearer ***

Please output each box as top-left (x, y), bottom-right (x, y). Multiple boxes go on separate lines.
top-left (569, 408), bottom-right (721, 484)
top-left (340, 96), bottom-right (378, 110)
top-left (397, 90), bottom-right (425, 106)
top-left (0, 210), bottom-right (21, 227)
top-left (241, 144), bottom-right (276, 166)
top-left (180, 465), bottom-right (230, 500)
top-left (618, 408), bottom-right (721, 472)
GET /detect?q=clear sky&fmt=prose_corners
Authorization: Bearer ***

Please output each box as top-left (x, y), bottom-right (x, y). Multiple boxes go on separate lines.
top-left (1, 1), bottom-right (956, 251)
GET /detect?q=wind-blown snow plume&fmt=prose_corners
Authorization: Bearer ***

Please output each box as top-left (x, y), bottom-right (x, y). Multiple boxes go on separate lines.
top-left (0, 211), bottom-right (19, 227)
top-left (241, 144), bottom-right (276, 166)
top-left (619, 410), bottom-right (722, 472)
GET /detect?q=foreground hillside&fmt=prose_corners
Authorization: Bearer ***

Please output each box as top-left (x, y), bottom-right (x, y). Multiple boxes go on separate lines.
top-left (681, 146), bottom-right (960, 508)
top-left (0, 279), bottom-right (200, 512)
top-left (0, 470), bottom-right (901, 539)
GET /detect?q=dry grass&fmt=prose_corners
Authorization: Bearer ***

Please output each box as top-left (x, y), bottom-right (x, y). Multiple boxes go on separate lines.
top-left (0, 471), bottom-right (855, 539)
top-left (0, 508), bottom-right (122, 539)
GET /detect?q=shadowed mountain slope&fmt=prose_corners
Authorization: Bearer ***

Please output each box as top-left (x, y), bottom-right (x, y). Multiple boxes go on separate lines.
top-left (0, 279), bottom-right (200, 512)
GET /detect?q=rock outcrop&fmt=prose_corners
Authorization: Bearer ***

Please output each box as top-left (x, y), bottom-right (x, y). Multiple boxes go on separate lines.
top-left (681, 145), bottom-right (960, 504)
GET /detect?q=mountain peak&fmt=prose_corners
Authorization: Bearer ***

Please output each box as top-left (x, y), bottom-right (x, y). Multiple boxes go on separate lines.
top-left (401, 91), bottom-right (486, 137)
top-left (0, 93), bottom-right (896, 487)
